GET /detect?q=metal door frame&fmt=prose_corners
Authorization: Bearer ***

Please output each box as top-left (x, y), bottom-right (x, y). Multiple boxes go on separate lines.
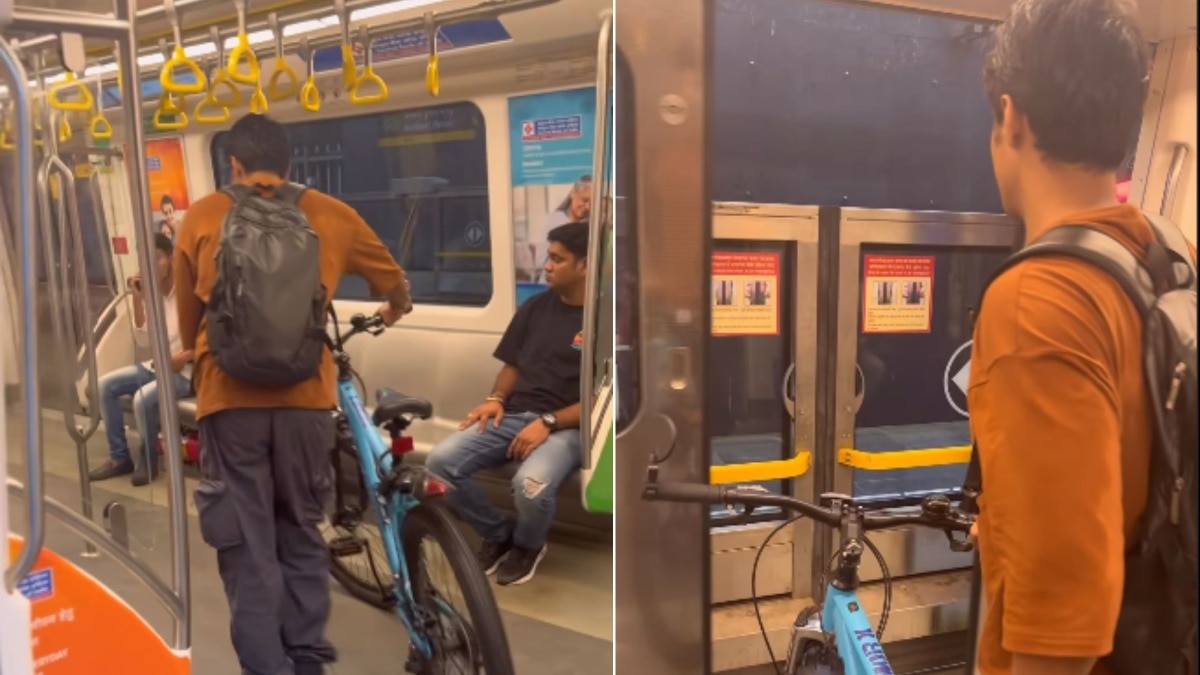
top-left (614, 0), bottom-right (712, 672)
top-left (709, 202), bottom-right (819, 605)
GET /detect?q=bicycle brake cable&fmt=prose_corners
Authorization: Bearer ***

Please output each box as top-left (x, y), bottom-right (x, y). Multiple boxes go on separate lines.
top-left (751, 513), bottom-right (805, 675)
top-left (860, 534), bottom-right (893, 641)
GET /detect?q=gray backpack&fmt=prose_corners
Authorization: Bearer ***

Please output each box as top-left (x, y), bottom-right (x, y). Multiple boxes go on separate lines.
top-left (206, 182), bottom-right (328, 387)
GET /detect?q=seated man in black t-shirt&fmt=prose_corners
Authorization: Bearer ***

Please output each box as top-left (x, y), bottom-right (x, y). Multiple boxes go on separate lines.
top-left (426, 222), bottom-right (589, 586)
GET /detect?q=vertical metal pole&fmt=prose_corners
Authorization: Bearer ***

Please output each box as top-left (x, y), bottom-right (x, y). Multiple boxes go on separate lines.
top-left (113, 0), bottom-right (191, 648)
top-left (1, 34), bottom-right (46, 593)
top-left (580, 9), bottom-right (612, 461)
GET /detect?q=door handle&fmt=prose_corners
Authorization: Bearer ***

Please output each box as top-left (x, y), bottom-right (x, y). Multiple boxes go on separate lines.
top-left (781, 362), bottom-right (795, 419)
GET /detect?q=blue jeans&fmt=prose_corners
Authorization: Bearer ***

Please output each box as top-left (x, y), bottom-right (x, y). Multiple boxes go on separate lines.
top-left (99, 364), bottom-right (192, 467)
top-left (426, 412), bottom-right (581, 550)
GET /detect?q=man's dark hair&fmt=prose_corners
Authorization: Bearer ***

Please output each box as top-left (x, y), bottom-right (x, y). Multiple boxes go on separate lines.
top-left (983, 0), bottom-right (1149, 171)
top-left (154, 232), bottom-right (174, 256)
top-left (548, 221), bottom-right (589, 260)
top-left (224, 113), bottom-right (291, 177)
top-left (160, 194), bottom-right (174, 208)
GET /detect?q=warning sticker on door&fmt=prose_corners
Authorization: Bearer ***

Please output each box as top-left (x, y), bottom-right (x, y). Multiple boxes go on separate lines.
top-left (862, 254), bottom-right (934, 334)
top-left (712, 252), bottom-right (780, 337)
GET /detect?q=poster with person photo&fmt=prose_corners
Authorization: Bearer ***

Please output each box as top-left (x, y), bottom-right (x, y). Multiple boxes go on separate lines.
top-left (145, 137), bottom-right (191, 242)
top-left (508, 87), bottom-right (596, 304)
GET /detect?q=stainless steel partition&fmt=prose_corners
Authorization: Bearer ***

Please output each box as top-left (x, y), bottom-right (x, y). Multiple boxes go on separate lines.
top-left (1, 24), bottom-right (45, 595)
top-left (614, 0), bottom-right (712, 672)
top-left (2, 0), bottom-right (192, 648)
top-left (831, 208), bottom-right (1019, 586)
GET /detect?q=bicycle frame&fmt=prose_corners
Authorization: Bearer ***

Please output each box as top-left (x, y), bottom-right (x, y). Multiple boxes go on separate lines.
top-left (335, 377), bottom-right (433, 657)
top-left (813, 585), bottom-right (895, 675)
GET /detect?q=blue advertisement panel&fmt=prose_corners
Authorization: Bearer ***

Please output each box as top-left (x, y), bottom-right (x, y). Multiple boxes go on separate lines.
top-left (509, 87), bottom-right (596, 303)
top-left (313, 20), bottom-right (511, 73)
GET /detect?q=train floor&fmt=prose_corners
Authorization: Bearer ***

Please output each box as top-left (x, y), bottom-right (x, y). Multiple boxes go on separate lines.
top-left (5, 406), bottom-right (613, 675)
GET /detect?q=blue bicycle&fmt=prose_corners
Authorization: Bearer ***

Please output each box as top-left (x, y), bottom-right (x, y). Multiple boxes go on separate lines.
top-left (643, 466), bottom-right (975, 675)
top-left (321, 311), bottom-right (515, 675)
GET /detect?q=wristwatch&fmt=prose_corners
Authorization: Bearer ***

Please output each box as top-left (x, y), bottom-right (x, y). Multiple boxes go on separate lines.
top-left (539, 412), bottom-right (558, 431)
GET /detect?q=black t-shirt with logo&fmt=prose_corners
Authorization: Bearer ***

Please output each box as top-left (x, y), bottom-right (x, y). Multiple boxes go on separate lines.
top-left (494, 291), bottom-right (583, 414)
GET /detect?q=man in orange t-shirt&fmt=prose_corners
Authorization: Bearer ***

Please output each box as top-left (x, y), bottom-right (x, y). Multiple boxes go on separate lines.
top-left (175, 114), bottom-right (412, 675)
top-left (968, 1), bottom-right (1172, 674)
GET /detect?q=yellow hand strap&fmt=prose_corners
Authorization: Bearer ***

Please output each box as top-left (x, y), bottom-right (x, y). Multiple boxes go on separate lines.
top-left (49, 73), bottom-right (95, 112)
top-left (161, 45), bottom-right (209, 95)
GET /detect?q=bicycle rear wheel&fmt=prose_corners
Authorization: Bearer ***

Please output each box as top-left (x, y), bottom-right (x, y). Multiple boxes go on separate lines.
top-left (401, 499), bottom-right (514, 675)
top-left (321, 444), bottom-right (395, 610)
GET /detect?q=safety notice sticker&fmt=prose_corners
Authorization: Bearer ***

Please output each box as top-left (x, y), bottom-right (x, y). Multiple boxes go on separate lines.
top-left (712, 252), bottom-right (780, 337)
top-left (861, 254), bottom-right (934, 334)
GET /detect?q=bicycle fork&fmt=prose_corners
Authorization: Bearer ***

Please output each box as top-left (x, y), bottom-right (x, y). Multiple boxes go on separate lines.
top-left (785, 605), bottom-right (830, 673)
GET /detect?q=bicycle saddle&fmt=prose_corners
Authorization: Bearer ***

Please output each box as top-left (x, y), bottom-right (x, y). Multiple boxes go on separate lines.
top-left (373, 387), bottom-right (433, 426)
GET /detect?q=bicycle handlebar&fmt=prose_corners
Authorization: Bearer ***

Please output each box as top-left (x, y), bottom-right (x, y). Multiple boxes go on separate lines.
top-left (644, 479), bottom-right (974, 535)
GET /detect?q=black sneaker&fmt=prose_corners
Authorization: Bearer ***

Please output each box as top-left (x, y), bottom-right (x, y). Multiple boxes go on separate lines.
top-left (477, 538), bottom-right (512, 576)
top-left (131, 463), bottom-right (158, 487)
top-left (495, 544), bottom-right (546, 586)
top-left (88, 459), bottom-right (134, 482)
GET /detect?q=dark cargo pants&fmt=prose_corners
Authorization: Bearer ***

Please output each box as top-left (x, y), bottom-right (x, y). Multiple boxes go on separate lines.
top-left (195, 408), bottom-right (337, 675)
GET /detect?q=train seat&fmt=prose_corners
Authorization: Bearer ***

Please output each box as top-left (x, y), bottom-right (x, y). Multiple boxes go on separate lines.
top-left (90, 390), bottom-right (609, 541)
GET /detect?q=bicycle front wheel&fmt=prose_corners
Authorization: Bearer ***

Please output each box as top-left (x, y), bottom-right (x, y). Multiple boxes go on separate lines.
top-left (401, 499), bottom-right (515, 675)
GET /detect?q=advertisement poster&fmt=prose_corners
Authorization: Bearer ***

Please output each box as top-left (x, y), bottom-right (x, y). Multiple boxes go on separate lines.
top-left (711, 252), bottom-right (781, 337)
top-left (144, 138), bottom-right (190, 243)
top-left (509, 87), bottom-right (596, 304)
top-left (7, 535), bottom-right (191, 674)
top-left (861, 254), bottom-right (934, 333)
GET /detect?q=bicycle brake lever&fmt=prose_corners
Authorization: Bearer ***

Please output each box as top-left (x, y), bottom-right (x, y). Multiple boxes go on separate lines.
top-left (944, 529), bottom-right (974, 553)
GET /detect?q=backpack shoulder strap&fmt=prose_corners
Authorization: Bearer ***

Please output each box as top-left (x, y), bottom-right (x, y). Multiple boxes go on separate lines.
top-left (221, 184), bottom-right (253, 203)
top-left (1144, 213), bottom-right (1197, 291)
top-left (962, 223), bottom-right (1159, 512)
top-left (1001, 225), bottom-right (1157, 317)
top-left (271, 181), bottom-right (309, 206)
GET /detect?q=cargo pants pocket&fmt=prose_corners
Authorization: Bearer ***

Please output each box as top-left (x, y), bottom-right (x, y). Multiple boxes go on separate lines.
top-left (194, 479), bottom-right (244, 550)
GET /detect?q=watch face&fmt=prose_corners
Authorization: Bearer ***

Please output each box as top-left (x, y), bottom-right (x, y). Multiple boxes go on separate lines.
top-left (541, 413), bottom-right (557, 428)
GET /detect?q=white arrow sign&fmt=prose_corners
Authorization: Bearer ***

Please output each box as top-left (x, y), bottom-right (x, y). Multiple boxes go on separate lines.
top-left (943, 341), bottom-right (973, 418)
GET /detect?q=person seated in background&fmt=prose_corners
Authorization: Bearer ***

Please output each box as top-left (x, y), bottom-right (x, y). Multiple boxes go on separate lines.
top-left (427, 221), bottom-right (590, 586)
top-left (88, 233), bottom-right (193, 486)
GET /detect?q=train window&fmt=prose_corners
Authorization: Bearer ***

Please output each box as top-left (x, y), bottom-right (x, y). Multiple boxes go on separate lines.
top-left (713, 0), bottom-right (1002, 213)
top-left (210, 102), bottom-right (492, 307)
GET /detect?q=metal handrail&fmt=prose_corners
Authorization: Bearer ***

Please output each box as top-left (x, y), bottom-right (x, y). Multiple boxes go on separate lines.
top-left (1160, 142), bottom-right (1190, 218)
top-left (37, 111), bottom-right (105, 559)
top-left (6, 478), bottom-right (184, 618)
top-left (580, 8), bottom-right (612, 465)
top-left (114, 0), bottom-right (192, 647)
top-left (1, 30), bottom-right (45, 594)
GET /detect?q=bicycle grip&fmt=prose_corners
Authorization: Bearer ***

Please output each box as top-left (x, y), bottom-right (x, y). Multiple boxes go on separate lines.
top-left (646, 481), bottom-right (726, 505)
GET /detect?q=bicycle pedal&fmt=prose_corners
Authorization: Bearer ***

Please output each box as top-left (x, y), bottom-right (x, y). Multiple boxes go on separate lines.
top-left (328, 536), bottom-right (366, 556)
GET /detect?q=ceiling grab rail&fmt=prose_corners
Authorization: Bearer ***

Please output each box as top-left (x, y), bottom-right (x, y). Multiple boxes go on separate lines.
top-left (424, 13), bottom-right (439, 96)
top-left (15, 0), bottom-right (562, 94)
top-left (266, 12), bottom-right (299, 101)
top-left (579, 8), bottom-right (612, 465)
top-left (0, 32), bottom-right (46, 595)
top-left (297, 36), bottom-right (320, 112)
top-left (160, 0), bottom-right (208, 96)
top-left (334, 0), bottom-right (357, 90)
top-left (113, 0), bottom-right (194, 648)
